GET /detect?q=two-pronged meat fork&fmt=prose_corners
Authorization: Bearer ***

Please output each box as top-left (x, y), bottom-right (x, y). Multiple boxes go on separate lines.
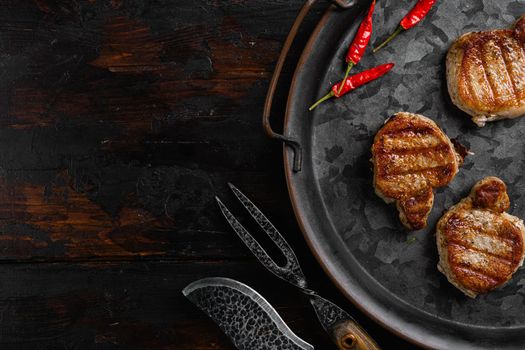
top-left (215, 183), bottom-right (380, 350)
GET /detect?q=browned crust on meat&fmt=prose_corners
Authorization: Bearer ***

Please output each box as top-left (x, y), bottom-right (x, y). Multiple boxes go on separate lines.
top-left (396, 187), bottom-right (433, 230)
top-left (447, 15), bottom-right (525, 126)
top-left (436, 177), bottom-right (525, 298)
top-left (472, 178), bottom-right (510, 212)
top-left (372, 112), bottom-right (462, 230)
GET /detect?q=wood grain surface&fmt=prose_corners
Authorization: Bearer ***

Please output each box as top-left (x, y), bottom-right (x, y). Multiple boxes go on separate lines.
top-left (0, 0), bottom-right (418, 349)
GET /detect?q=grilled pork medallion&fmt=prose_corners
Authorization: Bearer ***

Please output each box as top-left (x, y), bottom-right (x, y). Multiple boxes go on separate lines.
top-left (371, 112), bottom-right (464, 230)
top-left (436, 177), bottom-right (525, 298)
top-left (447, 15), bottom-right (525, 127)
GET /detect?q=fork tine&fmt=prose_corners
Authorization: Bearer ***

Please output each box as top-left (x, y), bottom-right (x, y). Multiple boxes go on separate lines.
top-left (225, 184), bottom-right (308, 289)
top-left (215, 196), bottom-right (289, 278)
top-left (227, 183), bottom-right (291, 253)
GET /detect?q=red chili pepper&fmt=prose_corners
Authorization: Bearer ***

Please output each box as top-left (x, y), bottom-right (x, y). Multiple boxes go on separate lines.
top-left (373, 0), bottom-right (437, 53)
top-left (338, 0), bottom-right (376, 95)
top-left (309, 63), bottom-right (394, 111)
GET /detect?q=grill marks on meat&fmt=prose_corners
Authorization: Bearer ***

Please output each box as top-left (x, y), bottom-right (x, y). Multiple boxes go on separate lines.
top-left (447, 15), bottom-right (525, 126)
top-left (436, 177), bottom-right (525, 298)
top-left (372, 112), bottom-right (463, 230)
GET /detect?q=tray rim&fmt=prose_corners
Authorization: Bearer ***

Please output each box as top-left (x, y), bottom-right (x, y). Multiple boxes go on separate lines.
top-left (281, 1), bottom-right (525, 349)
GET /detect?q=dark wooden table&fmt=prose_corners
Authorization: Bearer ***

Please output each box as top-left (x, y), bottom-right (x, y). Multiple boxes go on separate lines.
top-left (0, 1), bottom-right (420, 349)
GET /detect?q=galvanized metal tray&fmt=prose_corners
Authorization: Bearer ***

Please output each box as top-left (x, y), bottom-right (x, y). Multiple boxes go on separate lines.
top-left (267, 0), bottom-right (525, 348)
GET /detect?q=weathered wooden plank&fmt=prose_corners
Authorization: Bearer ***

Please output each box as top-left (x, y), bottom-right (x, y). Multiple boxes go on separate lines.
top-left (0, 167), bottom-right (304, 261)
top-left (0, 0), bottom-right (320, 261)
top-left (0, 260), bottom-right (416, 350)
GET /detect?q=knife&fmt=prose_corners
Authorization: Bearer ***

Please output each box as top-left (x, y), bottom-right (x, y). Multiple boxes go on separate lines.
top-left (183, 277), bottom-right (314, 350)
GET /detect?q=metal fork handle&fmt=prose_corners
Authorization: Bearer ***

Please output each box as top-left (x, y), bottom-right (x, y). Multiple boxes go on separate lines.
top-left (262, 0), bottom-right (356, 172)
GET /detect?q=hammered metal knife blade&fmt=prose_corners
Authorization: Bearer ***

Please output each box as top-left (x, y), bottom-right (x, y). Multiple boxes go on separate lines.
top-left (183, 277), bottom-right (314, 350)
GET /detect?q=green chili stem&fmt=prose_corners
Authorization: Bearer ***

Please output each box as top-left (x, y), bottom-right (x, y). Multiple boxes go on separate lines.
top-left (337, 62), bottom-right (354, 95)
top-left (309, 91), bottom-right (335, 111)
top-left (373, 25), bottom-right (404, 53)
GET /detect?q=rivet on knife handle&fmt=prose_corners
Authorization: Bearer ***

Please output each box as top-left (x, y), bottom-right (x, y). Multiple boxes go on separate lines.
top-left (333, 319), bottom-right (380, 350)
top-left (216, 183), bottom-right (382, 350)
top-left (309, 293), bottom-right (380, 350)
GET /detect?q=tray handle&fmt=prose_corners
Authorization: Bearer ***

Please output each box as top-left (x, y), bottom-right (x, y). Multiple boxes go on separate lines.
top-left (263, 0), bottom-right (356, 172)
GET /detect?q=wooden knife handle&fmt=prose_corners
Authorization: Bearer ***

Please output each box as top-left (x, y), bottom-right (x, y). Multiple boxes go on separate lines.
top-left (332, 319), bottom-right (381, 350)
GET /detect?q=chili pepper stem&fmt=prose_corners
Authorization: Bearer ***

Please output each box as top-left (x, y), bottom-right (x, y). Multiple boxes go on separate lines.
top-left (309, 91), bottom-right (335, 111)
top-left (337, 62), bottom-right (354, 95)
top-left (373, 25), bottom-right (404, 53)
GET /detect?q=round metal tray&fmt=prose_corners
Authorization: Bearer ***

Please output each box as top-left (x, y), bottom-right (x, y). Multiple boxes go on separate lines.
top-left (281, 0), bottom-right (525, 348)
